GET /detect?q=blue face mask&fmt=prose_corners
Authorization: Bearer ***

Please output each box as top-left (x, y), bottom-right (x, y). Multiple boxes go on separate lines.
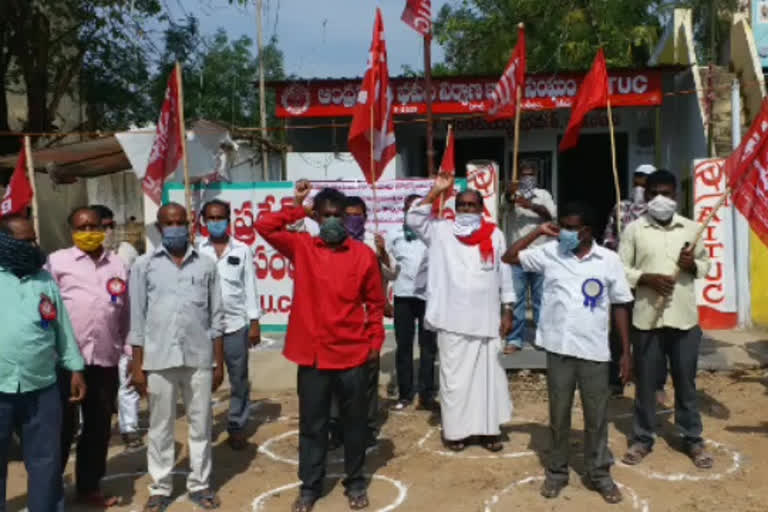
top-left (162, 226), bottom-right (189, 252)
top-left (206, 220), bottom-right (228, 238)
top-left (558, 228), bottom-right (581, 253)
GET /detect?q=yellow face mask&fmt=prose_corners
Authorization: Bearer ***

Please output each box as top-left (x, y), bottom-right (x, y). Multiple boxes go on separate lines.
top-left (72, 231), bottom-right (105, 252)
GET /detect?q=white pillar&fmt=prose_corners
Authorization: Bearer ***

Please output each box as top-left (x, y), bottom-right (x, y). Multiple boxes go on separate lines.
top-left (732, 78), bottom-right (752, 327)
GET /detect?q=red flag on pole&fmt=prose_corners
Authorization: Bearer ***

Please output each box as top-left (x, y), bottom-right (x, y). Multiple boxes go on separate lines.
top-left (401, 0), bottom-right (431, 36)
top-left (143, 68), bottom-right (184, 205)
top-left (0, 144), bottom-right (33, 217)
top-left (559, 48), bottom-right (609, 152)
top-left (486, 26), bottom-right (526, 121)
top-left (725, 97), bottom-right (768, 247)
top-left (433, 126), bottom-right (455, 215)
top-left (348, 8), bottom-right (397, 184)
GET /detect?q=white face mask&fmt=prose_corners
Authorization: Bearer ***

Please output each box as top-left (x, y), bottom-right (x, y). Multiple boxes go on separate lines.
top-left (453, 213), bottom-right (482, 237)
top-left (632, 186), bottom-right (645, 205)
top-left (647, 194), bottom-right (677, 222)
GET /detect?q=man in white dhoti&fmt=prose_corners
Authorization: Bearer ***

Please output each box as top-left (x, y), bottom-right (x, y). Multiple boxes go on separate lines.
top-left (406, 174), bottom-right (515, 452)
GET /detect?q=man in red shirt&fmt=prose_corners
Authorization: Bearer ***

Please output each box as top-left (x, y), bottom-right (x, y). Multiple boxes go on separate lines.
top-left (255, 180), bottom-right (385, 512)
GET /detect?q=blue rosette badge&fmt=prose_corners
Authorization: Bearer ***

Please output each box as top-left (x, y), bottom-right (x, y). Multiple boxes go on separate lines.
top-left (581, 278), bottom-right (604, 311)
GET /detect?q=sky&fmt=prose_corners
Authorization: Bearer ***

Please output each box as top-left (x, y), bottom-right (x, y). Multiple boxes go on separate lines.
top-left (157, 0), bottom-right (452, 78)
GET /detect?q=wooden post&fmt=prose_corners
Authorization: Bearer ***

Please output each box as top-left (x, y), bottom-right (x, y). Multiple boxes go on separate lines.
top-left (175, 62), bottom-right (192, 225)
top-left (512, 86), bottom-right (523, 183)
top-left (370, 99), bottom-right (379, 231)
top-left (23, 136), bottom-right (40, 244)
top-left (438, 124), bottom-right (452, 218)
top-left (257, 0), bottom-right (269, 180)
top-left (606, 98), bottom-right (622, 235)
top-left (425, 33), bottom-right (435, 177)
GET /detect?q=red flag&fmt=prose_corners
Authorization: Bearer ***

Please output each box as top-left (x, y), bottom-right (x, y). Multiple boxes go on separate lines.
top-left (401, 0), bottom-right (431, 36)
top-left (724, 97), bottom-right (768, 247)
top-left (0, 144), bottom-right (33, 217)
top-left (143, 67), bottom-right (184, 205)
top-left (433, 127), bottom-right (455, 215)
top-left (559, 49), bottom-right (609, 152)
top-left (348, 9), bottom-right (397, 184)
top-left (486, 26), bottom-right (526, 121)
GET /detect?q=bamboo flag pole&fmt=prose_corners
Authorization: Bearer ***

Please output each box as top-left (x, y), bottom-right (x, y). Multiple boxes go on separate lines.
top-left (23, 136), bottom-right (40, 244)
top-left (512, 22), bottom-right (525, 184)
top-left (175, 62), bottom-right (192, 227)
top-left (606, 98), bottom-right (622, 234)
top-left (438, 124), bottom-right (452, 218)
top-left (369, 98), bottom-right (379, 231)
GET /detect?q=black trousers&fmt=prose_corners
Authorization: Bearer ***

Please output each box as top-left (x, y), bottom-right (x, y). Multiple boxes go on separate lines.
top-left (393, 297), bottom-right (437, 402)
top-left (631, 327), bottom-right (703, 450)
top-left (330, 356), bottom-right (379, 444)
top-left (59, 365), bottom-right (119, 494)
top-left (298, 364), bottom-right (369, 500)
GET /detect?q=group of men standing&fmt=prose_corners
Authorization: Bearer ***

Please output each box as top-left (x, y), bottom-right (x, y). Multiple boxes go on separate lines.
top-left (0, 160), bottom-right (712, 511)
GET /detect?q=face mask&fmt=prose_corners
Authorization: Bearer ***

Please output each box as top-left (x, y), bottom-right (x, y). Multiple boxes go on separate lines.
top-left (647, 194), bottom-right (677, 222)
top-left (453, 213), bottom-right (483, 237)
top-left (319, 216), bottom-right (348, 245)
top-left (0, 232), bottom-right (47, 278)
top-left (519, 175), bottom-right (537, 193)
top-left (161, 226), bottom-right (189, 252)
top-left (206, 220), bottom-right (229, 239)
top-left (403, 223), bottom-right (419, 242)
top-left (72, 231), bottom-right (105, 253)
top-left (343, 215), bottom-right (366, 241)
top-left (632, 186), bottom-right (646, 205)
top-left (558, 229), bottom-right (581, 253)
top-left (103, 229), bottom-right (116, 250)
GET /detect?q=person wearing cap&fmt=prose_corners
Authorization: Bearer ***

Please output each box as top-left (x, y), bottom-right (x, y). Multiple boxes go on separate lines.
top-left (603, 164), bottom-right (656, 397)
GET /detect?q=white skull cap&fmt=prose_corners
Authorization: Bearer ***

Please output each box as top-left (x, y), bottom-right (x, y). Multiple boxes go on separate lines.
top-left (634, 164), bottom-right (656, 175)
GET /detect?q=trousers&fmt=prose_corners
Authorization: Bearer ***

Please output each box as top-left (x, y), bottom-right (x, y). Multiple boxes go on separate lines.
top-left (118, 354), bottom-right (140, 434)
top-left (393, 297), bottom-right (437, 402)
top-left (223, 327), bottom-right (250, 433)
top-left (147, 367), bottom-right (213, 496)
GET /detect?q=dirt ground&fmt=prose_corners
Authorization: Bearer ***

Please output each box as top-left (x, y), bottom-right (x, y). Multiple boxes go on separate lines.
top-left (5, 369), bottom-right (768, 512)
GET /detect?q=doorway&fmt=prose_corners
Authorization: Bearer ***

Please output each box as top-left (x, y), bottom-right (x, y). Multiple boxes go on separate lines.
top-left (557, 133), bottom-right (628, 241)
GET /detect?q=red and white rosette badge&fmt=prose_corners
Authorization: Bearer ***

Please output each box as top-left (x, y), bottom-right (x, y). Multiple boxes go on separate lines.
top-left (39, 294), bottom-right (57, 329)
top-left (107, 277), bottom-right (127, 303)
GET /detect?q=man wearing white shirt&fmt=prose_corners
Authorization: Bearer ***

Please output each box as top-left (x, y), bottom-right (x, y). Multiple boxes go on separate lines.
top-left (503, 201), bottom-right (633, 505)
top-left (198, 199), bottom-right (262, 450)
top-left (388, 194), bottom-right (436, 411)
top-left (407, 174), bottom-right (515, 453)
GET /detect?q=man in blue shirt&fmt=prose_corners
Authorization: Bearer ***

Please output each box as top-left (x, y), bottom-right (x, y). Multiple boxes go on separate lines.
top-left (0, 214), bottom-right (86, 512)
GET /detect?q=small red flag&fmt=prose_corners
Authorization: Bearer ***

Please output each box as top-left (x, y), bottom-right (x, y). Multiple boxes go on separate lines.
top-left (724, 97), bottom-right (768, 247)
top-left (143, 67), bottom-right (184, 205)
top-left (486, 26), bottom-right (526, 121)
top-left (559, 49), bottom-right (609, 152)
top-left (433, 127), bottom-right (455, 215)
top-left (401, 0), bottom-right (431, 36)
top-left (0, 143), bottom-right (33, 217)
top-left (348, 8), bottom-right (397, 185)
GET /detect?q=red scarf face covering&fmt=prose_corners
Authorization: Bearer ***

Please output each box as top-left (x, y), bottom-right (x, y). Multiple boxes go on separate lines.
top-left (455, 221), bottom-right (496, 264)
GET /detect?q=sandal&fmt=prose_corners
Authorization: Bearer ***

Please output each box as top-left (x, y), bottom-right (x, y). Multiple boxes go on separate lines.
top-left (188, 489), bottom-right (221, 510)
top-left (481, 436), bottom-right (504, 453)
top-left (594, 483), bottom-right (623, 504)
top-left (143, 495), bottom-right (172, 512)
top-left (540, 478), bottom-right (567, 499)
top-left (122, 433), bottom-right (144, 450)
top-left (503, 344), bottom-right (520, 355)
top-left (444, 439), bottom-right (466, 452)
top-left (621, 443), bottom-right (651, 465)
top-left (688, 444), bottom-right (714, 469)
top-left (346, 491), bottom-right (370, 510)
top-left (292, 496), bottom-right (316, 512)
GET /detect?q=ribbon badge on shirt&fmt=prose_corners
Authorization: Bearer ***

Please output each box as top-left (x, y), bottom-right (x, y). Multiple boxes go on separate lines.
top-left (106, 277), bottom-right (127, 303)
top-left (38, 293), bottom-right (57, 329)
top-left (581, 278), bottom-right (604, 311)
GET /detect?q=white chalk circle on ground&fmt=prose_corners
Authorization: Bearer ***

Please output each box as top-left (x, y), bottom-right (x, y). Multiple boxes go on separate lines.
top-left (251, 473), bottom-right (408, 512)
top-left (416, 421), bottom-right (538, 460)
top-left (618, 439), bottom-right (743, 482)
top-left (258, 429), bottom-right (378, 466)
top-left (482, 475), bottom-right (650, 512)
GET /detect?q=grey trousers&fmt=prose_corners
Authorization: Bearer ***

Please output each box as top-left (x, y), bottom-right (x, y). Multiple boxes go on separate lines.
top-left (546, 352), bottom-right (613, 488)
top-left (223, 327), bottom-right (250, 434)
top-left (631, 327), bottom-right (703, 450)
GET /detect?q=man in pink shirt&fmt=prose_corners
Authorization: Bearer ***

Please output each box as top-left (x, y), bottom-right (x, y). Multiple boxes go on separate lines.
top-left (47, 206), bottom-right (130, 508)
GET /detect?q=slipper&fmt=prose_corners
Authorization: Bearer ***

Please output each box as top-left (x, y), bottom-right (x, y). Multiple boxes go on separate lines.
top-left (444, 439), bottom-right (466, 452)
top-left (503, 345), bottom-right (520, 355)
top-left (540, 478), bottom-right (567, 499)
top-left (292, 496), bottom-right (316, 512)
top-left (346, 492), bottom-right (369, 510)
top-left (188, 489), bottom-right (221, 510)
top-left (594, 483), bottom-right (623, 504)
top-left (481, 436), bottom-right (504, 453)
